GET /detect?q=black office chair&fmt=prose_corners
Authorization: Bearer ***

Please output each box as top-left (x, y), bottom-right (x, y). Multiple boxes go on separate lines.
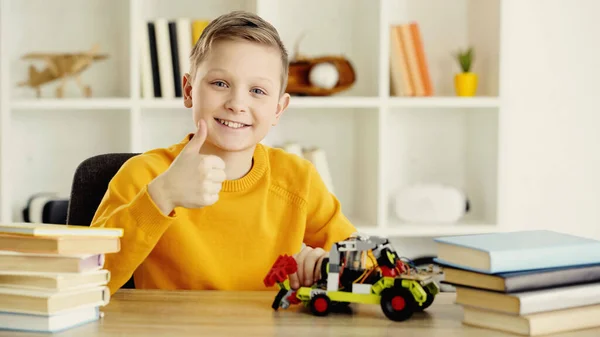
top-left (66, 153), bottom-right (140, 289)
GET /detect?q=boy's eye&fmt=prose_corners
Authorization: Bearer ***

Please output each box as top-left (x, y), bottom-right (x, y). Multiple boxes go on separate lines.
top-left (251, 88), bottom-right (266, 95)
top-left (212, 81), bottom-right (228, 88)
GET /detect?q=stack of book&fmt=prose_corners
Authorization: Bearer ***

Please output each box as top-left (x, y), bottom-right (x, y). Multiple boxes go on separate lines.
top-left (0, 223), bottom-right (122, 333)
top-left (434, 230), bottom-right (600, 336)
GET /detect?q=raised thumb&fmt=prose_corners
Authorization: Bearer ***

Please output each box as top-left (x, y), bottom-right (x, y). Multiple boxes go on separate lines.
top-left (192, 119), bottom-right (208, 150)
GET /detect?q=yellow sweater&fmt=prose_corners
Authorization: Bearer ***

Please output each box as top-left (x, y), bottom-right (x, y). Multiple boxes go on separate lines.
top-left (91, 134), bottom-right (356, 295)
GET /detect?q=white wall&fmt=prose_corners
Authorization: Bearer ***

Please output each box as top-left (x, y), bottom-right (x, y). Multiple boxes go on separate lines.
top-left (499, 0), bottom-right (600, 240)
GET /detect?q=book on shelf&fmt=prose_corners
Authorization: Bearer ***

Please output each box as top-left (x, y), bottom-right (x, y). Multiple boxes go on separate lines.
top-left (0, 222), bottom-right (119, 333)
top-left (434, 230), bottom-right (600, 336)
top-left (389, 22), bottom-right (433, 97)
top-left (141, 18), bottom-right (210, 99)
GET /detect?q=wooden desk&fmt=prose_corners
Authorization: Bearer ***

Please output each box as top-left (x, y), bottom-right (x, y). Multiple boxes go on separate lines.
top-left (1, 290), bottom-right (599, 336)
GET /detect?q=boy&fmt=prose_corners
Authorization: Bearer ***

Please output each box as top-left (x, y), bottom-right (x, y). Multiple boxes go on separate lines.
top-left (91, 10), bottom-right (356, 295)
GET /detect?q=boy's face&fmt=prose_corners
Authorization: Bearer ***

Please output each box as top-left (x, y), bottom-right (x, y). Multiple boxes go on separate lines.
top-left (183, 39), bottom-right (290, 153)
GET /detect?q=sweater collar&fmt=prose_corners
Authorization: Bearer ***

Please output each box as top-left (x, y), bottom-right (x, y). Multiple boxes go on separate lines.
top-left (178, 134), bottom-right (268, 192)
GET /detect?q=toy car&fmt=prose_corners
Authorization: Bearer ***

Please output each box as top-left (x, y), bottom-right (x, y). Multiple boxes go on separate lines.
top-left (264, 233), bottom-right (441, 322)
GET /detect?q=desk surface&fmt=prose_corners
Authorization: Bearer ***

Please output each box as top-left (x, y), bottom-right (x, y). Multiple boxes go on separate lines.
top-left (2, 290), bottom-right (600, 336)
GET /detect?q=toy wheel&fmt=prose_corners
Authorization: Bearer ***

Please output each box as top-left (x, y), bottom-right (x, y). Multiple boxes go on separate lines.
top-left (380, 287), bottom-right (415, 322)
top-left (416, 287), bottom-right (435, 312)
top-left (309, 294), bottom-right (331, 316)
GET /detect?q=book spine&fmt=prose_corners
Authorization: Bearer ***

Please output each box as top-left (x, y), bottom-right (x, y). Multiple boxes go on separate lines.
top-left (154, 18), bottom-right (175, 99)
top-left (147, 22), bottom-right (162, 98)
top-left (168, 21), bottom-right (182, 97)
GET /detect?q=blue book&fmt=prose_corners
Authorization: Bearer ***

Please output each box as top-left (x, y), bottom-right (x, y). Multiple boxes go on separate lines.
top-left (433, 230), bottom-right (600, 274)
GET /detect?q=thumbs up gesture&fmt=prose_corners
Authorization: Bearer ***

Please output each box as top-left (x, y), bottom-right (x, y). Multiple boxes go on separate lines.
top-left (148, 119), bottom-right (227, 215)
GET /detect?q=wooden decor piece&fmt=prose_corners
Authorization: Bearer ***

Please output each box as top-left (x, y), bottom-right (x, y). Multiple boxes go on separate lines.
top-left (286, 34), bottom-right (356, 96)
top-left (17, 44), bottom-right (109, 98)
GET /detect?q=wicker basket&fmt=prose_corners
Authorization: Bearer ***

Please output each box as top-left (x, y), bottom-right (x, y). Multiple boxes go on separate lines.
top-left (286, 55), bottom-right (356, 96)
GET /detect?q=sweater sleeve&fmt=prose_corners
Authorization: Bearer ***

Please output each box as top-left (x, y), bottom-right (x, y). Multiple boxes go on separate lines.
top-left (90, 155), bottom-right (176, 294)
top-left (303, 163), bottom-right (357, 251)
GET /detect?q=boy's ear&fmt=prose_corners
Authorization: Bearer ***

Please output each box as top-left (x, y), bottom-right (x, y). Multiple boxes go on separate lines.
top-left (273, 93), bottom-right (290, 126)
top-left (183, 73), bottom-right (193, 108)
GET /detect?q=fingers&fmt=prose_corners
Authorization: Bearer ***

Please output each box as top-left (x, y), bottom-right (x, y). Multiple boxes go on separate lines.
top-left (289, 272), bottom-right (300, 290)
top-left (293, 247), bottom-right (310, 289)
top-left (200, 193), bottom-right (219, 206)
top-left (302, 248), bottom-right (325, 286)
top-left (315, 255), bottom-right (325, 283)
top-left (205, 168), bottom-right (226, 183)
top-left (200, 155), bottom-right (226, 171)
top-left (292, 247), bottom-right (327, 289)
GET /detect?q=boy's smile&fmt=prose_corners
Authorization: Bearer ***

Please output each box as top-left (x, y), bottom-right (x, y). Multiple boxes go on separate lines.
top-left (214, 117), bottom-right (251, 129)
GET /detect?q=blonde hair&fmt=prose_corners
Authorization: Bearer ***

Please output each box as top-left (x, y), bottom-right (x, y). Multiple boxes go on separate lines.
top-left (189, 10), bottom-right (289, 96)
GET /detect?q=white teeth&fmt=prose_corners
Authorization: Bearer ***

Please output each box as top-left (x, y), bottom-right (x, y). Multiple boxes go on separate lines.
top-left (217, 119), bottom-right (246, 129)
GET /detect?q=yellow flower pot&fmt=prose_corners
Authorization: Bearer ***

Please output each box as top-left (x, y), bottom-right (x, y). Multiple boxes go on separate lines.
top-left (454, 72), bottom-right (478, 96)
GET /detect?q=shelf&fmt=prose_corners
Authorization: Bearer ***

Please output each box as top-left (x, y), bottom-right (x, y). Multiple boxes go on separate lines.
top-left (11, 99), bottom-right (132, 110)
top-left (288, 96), bottom-right (380, 108)
top-left (356, 224), bottom-right (500, 238)
top-left (139, 99), bottom-right (185, 109)
top-left (387, 96), bottom-right (500, 108)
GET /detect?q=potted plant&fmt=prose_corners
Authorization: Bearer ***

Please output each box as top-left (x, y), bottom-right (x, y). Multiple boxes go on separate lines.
top-left (454, 47), bottom-right (477, 96)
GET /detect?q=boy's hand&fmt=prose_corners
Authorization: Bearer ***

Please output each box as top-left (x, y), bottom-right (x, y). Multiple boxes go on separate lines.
top-left (149, 119), bottom-right (226, 215)
top-left (289, 246), bottom-right (328, 290)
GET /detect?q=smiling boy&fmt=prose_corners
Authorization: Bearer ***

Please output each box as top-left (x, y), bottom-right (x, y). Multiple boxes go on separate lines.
top-left (90, 10), bottom-right (356, 295)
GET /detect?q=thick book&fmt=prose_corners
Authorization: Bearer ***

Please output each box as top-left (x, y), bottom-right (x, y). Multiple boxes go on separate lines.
top-left (0, 305), bottom-right (100, 333)
top-left (463, 304), bottom-right (600, 336)
top-left (442, 263), bottom-right (600, 293)
top-left (454, 282), bottom-right (600, 315)
top-left (0, 233), bottom-right (120, 255)
top-left (0, 223), bottom-right (122, 237)
top-left (0, 251), bottom-right (104, 273)
top-left (0, 285), bottom-right (109, 315)
top-left (434, 230), bottom-right (600, 273)
top-left (0, 269), bottom-right (110, 291)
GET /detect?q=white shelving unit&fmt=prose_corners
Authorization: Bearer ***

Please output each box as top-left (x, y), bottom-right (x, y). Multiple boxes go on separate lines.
top-left (0, 0), bottom-right (504, 238)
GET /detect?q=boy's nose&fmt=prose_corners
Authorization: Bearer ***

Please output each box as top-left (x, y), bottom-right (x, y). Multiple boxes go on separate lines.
top-left (225, 93), bottom-right (247, 113)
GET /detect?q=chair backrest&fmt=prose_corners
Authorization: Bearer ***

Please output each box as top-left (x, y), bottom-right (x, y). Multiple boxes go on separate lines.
top-left (67, 153), bottom-right (139, 226)
top-left (67, 153), bottom-right (140, 289)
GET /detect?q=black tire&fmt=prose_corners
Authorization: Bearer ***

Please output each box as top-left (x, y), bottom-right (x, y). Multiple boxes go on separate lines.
top-left (415, 287), bottom-right (435, 312)
top-left (309, 294), bottom-right (331, 316)
top-left (380, 287), bottom-right (415, 322)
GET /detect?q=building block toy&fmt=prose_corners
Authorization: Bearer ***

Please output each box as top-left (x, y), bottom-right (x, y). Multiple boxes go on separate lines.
top-left (264, 233), bottom-right (441, 322)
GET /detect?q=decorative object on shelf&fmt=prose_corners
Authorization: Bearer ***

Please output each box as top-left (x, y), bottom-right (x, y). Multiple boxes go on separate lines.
top-left (393, 183), bottom-right (469, 224)
top-left (264, 233), bottom-right (441, 321)
top-left (454, 47), bottom-right (477, 97)
top-left (21, 192), bottom-right (68, 224)
top-left (285, 33), bottom-right (356, 96)
top-left (17, 44), bottom-right (108, 98)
